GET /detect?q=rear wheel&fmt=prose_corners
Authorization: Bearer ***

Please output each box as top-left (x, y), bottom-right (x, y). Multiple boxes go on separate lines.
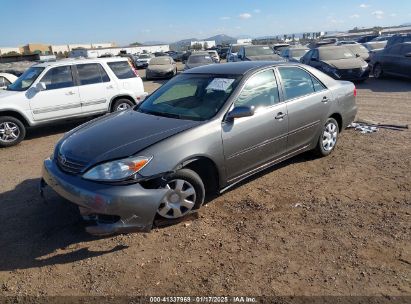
top-left (112, 99), bottom-right (134, 112)
top-left (157, 169), bottom-right (205, 219)
top-left (373, 63), bottom-right (383, 79)
top-left (315, 118), bottom-right (339, 157)
top-left (0, 116), bottom-right (26, 148)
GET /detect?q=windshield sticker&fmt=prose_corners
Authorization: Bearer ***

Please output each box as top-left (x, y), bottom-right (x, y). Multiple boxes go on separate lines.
top-left (206, 78), bottom-right (235, 91)
top-left (344, 53), bottom-right (352, 57)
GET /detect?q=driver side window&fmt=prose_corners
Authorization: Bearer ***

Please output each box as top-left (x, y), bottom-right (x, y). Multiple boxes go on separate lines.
top-left (235, 70), bottom-right (280, 111)
top-left (40, 66), bottom-right (74, 90)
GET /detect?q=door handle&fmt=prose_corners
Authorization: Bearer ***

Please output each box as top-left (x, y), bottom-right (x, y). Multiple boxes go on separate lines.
top-left (106, 85), bottom-right (114, 89)
top-left (275, 112), bottom-right (287, 120)
top-left (65, 91), bottom-right (75, 96)
top-left (322, 96), bottom-right (329, 103)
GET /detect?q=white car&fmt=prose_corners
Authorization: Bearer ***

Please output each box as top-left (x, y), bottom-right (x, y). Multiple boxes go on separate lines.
top-left (207, 50), bottom-right (220, 63)
top-left (0, 57), bottom-right (147, 147)
top-left (0, 73), bottom-right (18, 89)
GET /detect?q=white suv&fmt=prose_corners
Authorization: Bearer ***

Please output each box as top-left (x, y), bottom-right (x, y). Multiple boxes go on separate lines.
top-left (0, 57), bottom-right (147, 147)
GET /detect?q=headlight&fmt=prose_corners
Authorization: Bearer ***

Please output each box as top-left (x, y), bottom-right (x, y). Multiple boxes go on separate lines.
top-left (83, 156), bottom-right (152, 181)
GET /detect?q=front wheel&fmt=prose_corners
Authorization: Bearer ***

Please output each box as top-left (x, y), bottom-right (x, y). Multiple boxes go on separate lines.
top-left (315, 118), bottom-right (339, 157)
top-left (157, 169), bottom-right (205, 219)
top-left (0, 116), bottom-right (26, 148)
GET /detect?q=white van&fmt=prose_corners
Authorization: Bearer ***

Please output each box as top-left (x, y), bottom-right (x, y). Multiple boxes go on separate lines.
top-left (0, 57), bottom-right (147, 147)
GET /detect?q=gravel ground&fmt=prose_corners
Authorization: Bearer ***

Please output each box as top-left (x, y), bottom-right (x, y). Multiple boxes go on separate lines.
top-left (0, 63), bottom-right (410, 298)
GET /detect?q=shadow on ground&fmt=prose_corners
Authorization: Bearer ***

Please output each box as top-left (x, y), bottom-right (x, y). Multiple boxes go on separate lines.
top-left (357, 77), bottom-right (411, 93)
top-left (0, 178), bottom-right (127, 271)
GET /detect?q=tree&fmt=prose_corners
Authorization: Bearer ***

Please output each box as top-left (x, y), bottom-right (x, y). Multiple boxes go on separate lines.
top-left (191, 43), bottom-right (202, 51)
top-left (292, 34), bottom-right (295, 42)
top-left (203, 42), bottom-right (209, 50)
top-left (4, 51), bottom-right (20, 56)
top-left (283, 34), bottom-right (287, 41)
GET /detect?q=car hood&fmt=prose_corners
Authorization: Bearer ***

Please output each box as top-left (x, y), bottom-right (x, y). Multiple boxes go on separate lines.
top-left (147, 64), bottom-right (174, 72)
top-left (0, 89), bottom-right (21, 99)
top-left (322, 58), bottom-right (366, 69)
top-left (246, 55), bottom-right (283, 61)
top-left (58, 110), bottom-right (202, 165)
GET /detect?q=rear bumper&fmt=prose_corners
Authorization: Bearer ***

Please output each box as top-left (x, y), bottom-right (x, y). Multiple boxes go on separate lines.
top-left (41, 158), bottom-right (168, 235)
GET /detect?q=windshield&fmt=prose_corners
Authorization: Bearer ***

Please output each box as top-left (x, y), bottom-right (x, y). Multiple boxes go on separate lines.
top-left (290, 49), bottom-right (309, 57)
top-left (245, 46), bottom-right (274, 56)
top-left (150, 57), bottom-right (171, 65)
top-left (139, 54), bottom-right (151, 59)
top-left (319, 48), bottom-right (355, 60)
top-left (188, 55), bottom-right (213, 64)
top-left (137, 74), bottom-right (240, 121)
top-left (7, 67), bottom-right (44, 91)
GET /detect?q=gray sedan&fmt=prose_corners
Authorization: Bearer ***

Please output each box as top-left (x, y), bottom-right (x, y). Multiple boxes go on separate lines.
top-left (41, 62), bottom-right (357, 235)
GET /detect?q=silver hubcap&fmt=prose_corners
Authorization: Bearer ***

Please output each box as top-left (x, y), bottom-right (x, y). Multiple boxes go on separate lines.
top-left (157, 179), bottom-right (196, 219)
top-left (116, 103), bottom-right (131, 111)
top-left (0, 122), bottom-right (20, 143)
top-left (322, 122), bottom-right (338, 152)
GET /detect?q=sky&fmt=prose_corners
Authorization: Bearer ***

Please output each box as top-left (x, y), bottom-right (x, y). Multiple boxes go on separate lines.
top-left (1, 0), bottom-right (410, 47)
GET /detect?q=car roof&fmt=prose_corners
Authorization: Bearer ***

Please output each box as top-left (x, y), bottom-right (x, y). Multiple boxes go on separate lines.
top-left (32, 57), bottom-right (129, 68)
top-left (183, 61), bottom-right (294, 75)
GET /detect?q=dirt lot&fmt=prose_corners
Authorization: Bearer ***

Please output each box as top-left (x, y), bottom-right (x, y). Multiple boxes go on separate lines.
top-left (0, 64), bottom-right (410, 298)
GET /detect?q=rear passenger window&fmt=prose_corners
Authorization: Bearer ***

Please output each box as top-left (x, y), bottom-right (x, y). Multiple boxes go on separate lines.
top-left (235, 69), bottom-right (280, 110)
top-left (107, 61), bottom-right (136, 79)
top-left (41, 66), bottom-right (74, 90)
top-left (278, 67), bottom-right (324, 100)
top-left (76, 63), bottom-right (110, 85)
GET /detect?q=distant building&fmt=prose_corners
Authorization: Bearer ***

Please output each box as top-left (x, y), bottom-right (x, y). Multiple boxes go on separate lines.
top-left (21, 43), bottom-right (51, 55)
top-left (237, 38), bottom-right (252, 44)
top-left (69, 44), bottom-right (170, 58)
top-left (0, 47), bottom-right (21, 55)
top-left (50, 42), bottom-right (115, 55)
top-left (190, 40), bottom-right (216, 49)
top-left (381, 26), bottom-right (411, 35)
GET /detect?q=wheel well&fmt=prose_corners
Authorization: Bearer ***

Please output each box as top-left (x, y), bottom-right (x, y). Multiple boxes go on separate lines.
top-left (183, 157), bottom-right (220, 198)
top-left (0, 111), bottom-right (29, 127)
top-left (330, 113), bottom-right (342, 131)
top-left (110, 95), bottom-right (136, 111)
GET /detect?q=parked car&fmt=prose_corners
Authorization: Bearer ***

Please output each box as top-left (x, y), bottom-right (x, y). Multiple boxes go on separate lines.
top-left (184, 54), bottom-right (214, 69)
top-left (300, 46), bottom-right (369, 81)
top-left (226, 44), bottom-right (243, 62)
top-left (135, 53), bottom-right (154, 69)
top-left (146, 56), bottom-right (177, 80)
top-left (370, 42), bottom-right (411, 79)
top-left (309, 38), bottom-right (338, 49)
top-left (343, 44), bottom-right (371, 62)
top-left (154, 52), bottom-right (169, 57)
top-left (41, 61), bottom-right (357, 235)
top-left (363, 41), bottom-right (387, 52)
top-left (207, 50), bottom-right (220, 63)
top-left (181, 51), bottom-right (192, 64)
top-left (237, 45), bottom-right (283, 61)
top-left (385, 34), bottom-right (411, 49)
top-left (370, 36), bottom-right (391, 42)
top-left (356, 35), bottom-right (379, 43)
top-left (280, 47), bottom-right (309, 62)
top-left (272, 43), bottom-right (290, 54)
top-left (168, 51), bottom-right (184, 62)
top-left (0, 58), bottom-right (147, 147)
top-left (0, 73), bottom-right (18, 89)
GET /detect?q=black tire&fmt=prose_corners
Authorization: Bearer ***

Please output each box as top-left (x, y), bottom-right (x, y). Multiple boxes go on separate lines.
top-left (156, 168), bottom-right (205, 219)
top-left (315, 117), bottom-right (339, 157)
top-left (111, 99), bottom-right (134, 112)
top-left (0, 116), bottom-right (26, 148)
top-left (373, 63), bottom-right (383, 79)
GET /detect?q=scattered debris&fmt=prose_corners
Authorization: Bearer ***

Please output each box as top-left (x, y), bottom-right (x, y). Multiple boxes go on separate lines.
top-left (348, 119), bottom-right (409, 133)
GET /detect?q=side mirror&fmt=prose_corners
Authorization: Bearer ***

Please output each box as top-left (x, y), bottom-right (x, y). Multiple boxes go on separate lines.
top-left (226, 106), bottom-right (255, 121)
top-left (405, 52), bottom-right (411, 57)
top-left (35, 82), bottom-right (46, 92)
top-left (311, 57), bottom-right (318, 61)
top-left (356, 53), bottom-right (361, 57)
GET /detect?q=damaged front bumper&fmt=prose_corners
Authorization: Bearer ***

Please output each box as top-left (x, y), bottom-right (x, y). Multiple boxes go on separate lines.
top-left (41, 158), bottom-right (168, 235)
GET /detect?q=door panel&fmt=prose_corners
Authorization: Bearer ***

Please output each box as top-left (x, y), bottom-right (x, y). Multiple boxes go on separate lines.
top-left (76, 63), bottom-right (112, 113)
top-left (277, 66), bottom-right (332, 152)
top-left (222, 69), bottom-right (288, 181)
top-left (29, 66), bottom-right (81, 121)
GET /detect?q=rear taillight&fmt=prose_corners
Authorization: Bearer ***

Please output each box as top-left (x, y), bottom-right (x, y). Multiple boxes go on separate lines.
top-left (353, 86), bottom-right (357, 97)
